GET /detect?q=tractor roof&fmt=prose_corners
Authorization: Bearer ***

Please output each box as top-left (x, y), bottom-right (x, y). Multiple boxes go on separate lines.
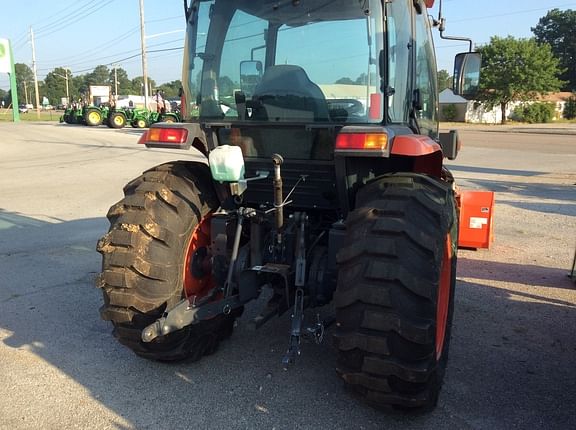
top-left (232, 0), bottom-right (373, 25)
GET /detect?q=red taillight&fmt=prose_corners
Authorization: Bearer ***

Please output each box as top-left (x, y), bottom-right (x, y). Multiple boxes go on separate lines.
top-left (138, 128), bottom-right (188, 145)
top-left (335, 133), bottom-right (388, 151)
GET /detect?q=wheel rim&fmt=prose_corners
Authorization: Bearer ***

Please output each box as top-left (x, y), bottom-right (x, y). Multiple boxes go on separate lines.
top-left (183, 213), bottom-right (214, 298)
top-left (436, 235), bottom-right (452, 360)
top-left (164, 117), bottom-right (174, 123)
top-left (137, 119), bottom-right (146, 128)
top-left (114, 115), bottom-right (124, 126)
top-left (89, 112), bottom-right (100, 123)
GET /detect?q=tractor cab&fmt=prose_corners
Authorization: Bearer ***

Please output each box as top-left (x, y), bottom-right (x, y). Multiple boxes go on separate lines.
top-left (184, 0), bottom-right (385, 130)
top-left (181, 0), bottom-right (479, 159)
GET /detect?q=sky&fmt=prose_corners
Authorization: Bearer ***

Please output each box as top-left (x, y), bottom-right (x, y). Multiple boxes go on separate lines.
top-left (1, 0), bottom-right (575, 93)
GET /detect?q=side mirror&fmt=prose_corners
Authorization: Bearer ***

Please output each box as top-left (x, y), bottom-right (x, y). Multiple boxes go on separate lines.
top-left (439, 130), bottom-right (461, 160)
top-left (453, 52), bottom-right (481, 99)
top-left (240, 60), bottom-right (263, 98)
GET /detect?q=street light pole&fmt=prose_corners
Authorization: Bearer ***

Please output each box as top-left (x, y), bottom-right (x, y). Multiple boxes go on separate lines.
top-left (64, 68), bottom-right (70, 105)
top-left (54, 68), bottom-right (70, 106)
top-left (30, 26), bottom-right (41, 118)
top-left (113, 65), bottom-right (118, 96)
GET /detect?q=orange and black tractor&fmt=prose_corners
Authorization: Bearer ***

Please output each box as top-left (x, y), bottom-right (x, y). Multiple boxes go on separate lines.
top-left (97, 0), bottom-right (493, 411)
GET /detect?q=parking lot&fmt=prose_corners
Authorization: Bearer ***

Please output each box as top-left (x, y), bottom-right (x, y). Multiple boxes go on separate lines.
top-left (0, 122), bottom-right (575, 429)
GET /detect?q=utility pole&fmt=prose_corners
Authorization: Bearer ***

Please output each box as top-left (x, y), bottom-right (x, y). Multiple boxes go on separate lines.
top-left (139, 0), bottom-right (149, 109)
top-left (113, 64), bottom-right (118, 96)
top-left (65, 68), bottom-right (70, 104)
top-left (29, 27), bottom-right (41, 119)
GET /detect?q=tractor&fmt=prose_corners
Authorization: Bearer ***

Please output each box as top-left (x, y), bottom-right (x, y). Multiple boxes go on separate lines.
top-left (97, 0), bottom-right (489, 411)
top-left (106, 107), bottom-right (147, 129)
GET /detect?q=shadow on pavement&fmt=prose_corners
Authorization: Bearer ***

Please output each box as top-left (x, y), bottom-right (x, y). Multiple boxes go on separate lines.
top-left (1, 210), bottom-right (575, 429)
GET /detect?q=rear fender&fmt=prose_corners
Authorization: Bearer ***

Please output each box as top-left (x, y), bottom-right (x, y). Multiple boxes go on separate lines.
top-left (390, 135), bottom-right (443, 178)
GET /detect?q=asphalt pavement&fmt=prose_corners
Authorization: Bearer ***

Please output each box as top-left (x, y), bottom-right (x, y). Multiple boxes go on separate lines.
top-left (0, 122), bottom-right (575, 429)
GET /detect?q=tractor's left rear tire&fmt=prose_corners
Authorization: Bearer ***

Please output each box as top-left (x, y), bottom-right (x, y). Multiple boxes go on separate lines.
top-left (334, 173), bottom-right (458, 412)
top-left (96, 161), bottom-right (240, 361)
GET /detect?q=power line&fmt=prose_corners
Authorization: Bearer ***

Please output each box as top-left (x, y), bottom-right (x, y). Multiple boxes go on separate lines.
top-left (35, 0), bottom-right (115, 39)
top-left (32, 0), bottom-right (88, 32)
top-left (450, 3), bottom-right (576, 23)
top-left (42, 26), bottom-right (140, 66)
top-left (35, 0), bottom-right (101, 35)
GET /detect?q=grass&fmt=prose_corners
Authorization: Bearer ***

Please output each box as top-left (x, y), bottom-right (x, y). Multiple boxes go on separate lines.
top-left (0, 109), bottom-right (62, 122)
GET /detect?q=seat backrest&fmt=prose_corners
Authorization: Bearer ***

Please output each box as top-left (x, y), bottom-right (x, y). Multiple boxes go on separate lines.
top-left (252, 65), bottom-right (330, 122)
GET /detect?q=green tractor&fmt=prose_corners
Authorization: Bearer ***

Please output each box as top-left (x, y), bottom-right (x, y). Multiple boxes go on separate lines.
top-left (147, 110), bottom-right (182, 126)
top-left (105, 107), bottom-right (148, 129)
top-left (97, 0), bottom-right (488, 412)
top-left (60, 104), bottom-right (109, 126)
top-left (60, 105), bottom-right (85, 124)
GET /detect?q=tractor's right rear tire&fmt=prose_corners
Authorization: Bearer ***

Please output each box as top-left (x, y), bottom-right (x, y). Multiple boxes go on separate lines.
top-left (334, 173), bottom-right (458, 412)
top-left (97, 161), bottom-right (240, 361)
top-left (85, 108), bottom-right (103, 126)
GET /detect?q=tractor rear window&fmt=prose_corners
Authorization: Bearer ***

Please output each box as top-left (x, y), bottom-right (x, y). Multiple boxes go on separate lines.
top-left (194, 0), bottom-right (384, 125)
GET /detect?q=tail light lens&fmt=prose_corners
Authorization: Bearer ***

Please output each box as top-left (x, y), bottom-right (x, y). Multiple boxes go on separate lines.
top-left (138, 128), bottom-right (188, 145)
top-left (335, 132), bottom-right (388, 151)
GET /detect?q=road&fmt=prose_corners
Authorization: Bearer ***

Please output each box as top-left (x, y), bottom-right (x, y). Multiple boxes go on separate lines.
top-left (0, 122), bottom-right (575, 429)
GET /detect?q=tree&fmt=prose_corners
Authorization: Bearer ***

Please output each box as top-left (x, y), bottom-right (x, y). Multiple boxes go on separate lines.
top-left (532, 9), bottom-right (576, 91)
top-left (335, 77), bottom-right (355, 85)
top-left (108, 67), bottom-right (132, 95)
top-left (44, 67), bottom-right (75, 105)
top-left (437, 69), bottom-right (452, 92)
top-left (72, 75), bottom-right (88, 99)
top-left (157, 80), bottom-right (183, 98)
top-left (131, 76), bottom-right (157, 95)
top-left (217, 76), bottom-right (236, 97)
top-left (0, 88), bottom-right (8, 107)
top-left (564, 94), bottom-right (576, 120)
top-left (476, 36), bottom-right (563, 124)
top-left (85, 65), bottom-right (110, 86)
top-left (14, 63), bottom-right (34, 105)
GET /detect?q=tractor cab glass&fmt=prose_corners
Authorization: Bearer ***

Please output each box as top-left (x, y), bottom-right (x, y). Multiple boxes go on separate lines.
top-left (182, 0), bottom-right (385, 125)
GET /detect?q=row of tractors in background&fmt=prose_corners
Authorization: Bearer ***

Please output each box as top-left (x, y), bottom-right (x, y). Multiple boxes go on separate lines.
top-left (60, 104), bottom-right (181, 129)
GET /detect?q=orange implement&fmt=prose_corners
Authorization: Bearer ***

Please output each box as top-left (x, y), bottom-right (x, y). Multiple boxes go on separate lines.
top-left (458, 190), bottom-right (495, 249)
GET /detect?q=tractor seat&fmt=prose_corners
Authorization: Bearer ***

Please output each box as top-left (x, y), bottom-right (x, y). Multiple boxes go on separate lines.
top-left (251, 65), bottom-right (330, 122)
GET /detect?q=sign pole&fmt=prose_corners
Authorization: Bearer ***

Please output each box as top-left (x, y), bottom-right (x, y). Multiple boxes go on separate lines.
top-left (9, 41), bottom-right (20, 122)
top-left (0, 38), bottom-right (19, 122)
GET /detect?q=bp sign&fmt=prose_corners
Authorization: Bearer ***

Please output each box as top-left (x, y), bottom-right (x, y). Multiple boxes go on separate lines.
top-left (0, 38), bottom-right (11, 74)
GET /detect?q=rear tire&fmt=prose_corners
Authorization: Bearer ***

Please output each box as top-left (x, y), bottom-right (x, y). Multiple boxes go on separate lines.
top-left (334, 173), bottom-right (458, 411)
top-left (85, 108), bottom-right (103, 126)
top-left (97, 161), bottom-right (239, 361)
top-left (108, 112), bottom-right (126, 129)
